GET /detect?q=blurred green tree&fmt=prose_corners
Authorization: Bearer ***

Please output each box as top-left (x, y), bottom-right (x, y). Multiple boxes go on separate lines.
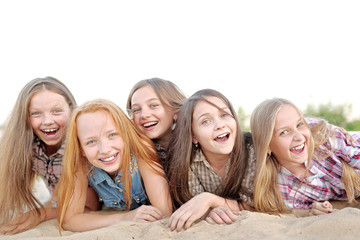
top-left (303, 101), bottom-right (360, 131)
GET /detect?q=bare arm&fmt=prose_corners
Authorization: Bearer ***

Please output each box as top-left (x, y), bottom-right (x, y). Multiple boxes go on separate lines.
top-left (138, 158), bottom-right (172, 217)
top-left (168, 192), bottom-right (245, 231)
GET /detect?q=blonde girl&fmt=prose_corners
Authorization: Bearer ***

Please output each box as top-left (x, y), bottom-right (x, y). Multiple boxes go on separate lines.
top-left (250, 98), bottom-right (360, 215)
top-left (57, 99), bottom-right (172, 232)
top-left (0, 77), bottom-right (77, 234)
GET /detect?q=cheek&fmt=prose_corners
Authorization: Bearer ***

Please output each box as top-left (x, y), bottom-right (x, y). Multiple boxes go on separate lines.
top-left (29, 118), bottom-right (40, 130)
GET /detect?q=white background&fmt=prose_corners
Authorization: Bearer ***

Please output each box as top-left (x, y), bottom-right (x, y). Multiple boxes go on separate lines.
top-left (1, 0), bottom-right (359, 125)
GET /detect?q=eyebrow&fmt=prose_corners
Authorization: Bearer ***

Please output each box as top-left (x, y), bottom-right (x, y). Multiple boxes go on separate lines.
top-left (195, 106), bottom-right (230, 121)
top-left (131, 97), bottom-right (160, 107)
top-left (274, 117), bottom-right (303, 134)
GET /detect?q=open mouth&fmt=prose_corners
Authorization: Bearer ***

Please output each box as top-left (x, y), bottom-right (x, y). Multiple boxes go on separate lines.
top-left (99, 152), bottom-right (119, 162)
top-left (41, 128), bottom-right (59, 136)
top-left (214, 133), bottom-right (230, 142)
top-left (290, 143), bottom-right (305, 154)
top-left (143, 121), bottom-right (158, 128)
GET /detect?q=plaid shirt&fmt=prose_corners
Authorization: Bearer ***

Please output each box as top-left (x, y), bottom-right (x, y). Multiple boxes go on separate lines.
top-left (278, 118), bottom-right (360, 209)
top-left (188, 136), bottom-right (256, 207)
top-left (32, 136), bottom-right (64, 193)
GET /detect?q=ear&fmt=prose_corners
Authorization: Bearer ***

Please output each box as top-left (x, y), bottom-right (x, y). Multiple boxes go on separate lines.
top-left (173, 112), bottom-right (178, 122)
top-left (192, 136), bottom-right (198, 145)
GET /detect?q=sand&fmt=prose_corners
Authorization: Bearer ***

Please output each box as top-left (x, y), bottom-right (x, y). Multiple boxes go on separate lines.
top-left (2, 178), bottom-right (360, 240)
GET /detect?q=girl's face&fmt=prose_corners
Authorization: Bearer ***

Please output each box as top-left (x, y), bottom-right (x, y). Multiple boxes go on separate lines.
top-left (29, 90), bottom-right (71, 154)
top-left (269, 104), bottom-right (311, 172)
top-left (130, 85), bottom-right (175, 143)
top-left (191, 96), bottom-right (237, 161)
top-left (77, 111), bottom-right (124, 176)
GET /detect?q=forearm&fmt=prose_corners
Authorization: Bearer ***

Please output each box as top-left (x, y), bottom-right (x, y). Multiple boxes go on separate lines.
top-left (62, 212), bottom-right (126, 232)
top-left (203, 193), bottom-right (239, 211)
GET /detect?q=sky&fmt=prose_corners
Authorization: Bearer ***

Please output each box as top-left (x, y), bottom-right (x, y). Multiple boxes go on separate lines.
top-left (0, 0), bottom-right (359, 126)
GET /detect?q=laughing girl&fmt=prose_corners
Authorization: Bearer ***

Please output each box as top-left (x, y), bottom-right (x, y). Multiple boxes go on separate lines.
top-left (56, 99), bottom-right (172, 232)
top-left (166, 89), bottom-right (256, 231)
top-left (250, 98), bottom-right (360, 216)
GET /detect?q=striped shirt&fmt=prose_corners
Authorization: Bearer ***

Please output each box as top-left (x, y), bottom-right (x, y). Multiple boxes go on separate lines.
top-left (278, 118), bottom-right (360, 209)
top-left (32, 136), bottom-right (64, 193)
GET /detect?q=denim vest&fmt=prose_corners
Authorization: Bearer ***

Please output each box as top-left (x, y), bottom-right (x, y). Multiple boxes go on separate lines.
top-left (88, 156), bottom-right (148, 210)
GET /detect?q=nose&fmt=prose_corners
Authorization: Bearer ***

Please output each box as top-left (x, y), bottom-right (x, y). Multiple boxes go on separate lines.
top-left (214, 118), bottom-right (225, 130)
top-left (99, 140), bottom-right (111, 154)
top-left (42, 113), bottom-right (54, 125)
top-left (140, 107), bottom-right (151, 119)
top-left (293, 130), bottom-right (304, 141)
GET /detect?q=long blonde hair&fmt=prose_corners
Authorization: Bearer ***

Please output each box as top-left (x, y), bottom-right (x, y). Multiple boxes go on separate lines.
top-left (250, 98), bottom-right (360, 214)
top-left (0, 77), bottom-right (76, 228)
top-left (56, 99), bottom-right (163, 231)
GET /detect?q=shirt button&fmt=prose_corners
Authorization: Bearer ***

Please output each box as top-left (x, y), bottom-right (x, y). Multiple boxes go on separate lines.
top-left (136, 198), bottom-right (140, 202)
top-left (117, 179), bottom-right (121, 183)
top-left (114, 201), bottom-right (118, 205)
top-left (99, 198), bottom-right (103, 202)
top-left (119, 189), bottom-right (123, 193)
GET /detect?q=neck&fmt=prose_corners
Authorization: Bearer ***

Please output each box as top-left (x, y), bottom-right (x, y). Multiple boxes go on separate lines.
top-left (204, 152), bottom-right (229, 178)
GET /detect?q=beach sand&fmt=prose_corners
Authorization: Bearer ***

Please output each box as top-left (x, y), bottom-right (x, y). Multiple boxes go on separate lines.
top-left (1, 178), bottom-right (360, 240)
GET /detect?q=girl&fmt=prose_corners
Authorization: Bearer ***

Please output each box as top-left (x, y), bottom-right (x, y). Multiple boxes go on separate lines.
top-left (0, 77), bottom-right (77, 234)
top-left (126, 78), bottom-right (186, 165)
top-left (166, 89), bottom-right (256, 231)
top-left (250, 98), bottom-right (360, 215)
top-left (56, 99), bottom-right (172, 232)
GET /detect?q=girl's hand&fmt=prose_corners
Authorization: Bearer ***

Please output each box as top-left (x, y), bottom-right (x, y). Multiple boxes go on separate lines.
top-left (123, 205), bottom-right (163, 222)
top-left (168, 192), bottom-right (212, 232)
top-left (309, 201), bottom-right (333, 216)
top-left (205, 206), bottom-right (241, 225)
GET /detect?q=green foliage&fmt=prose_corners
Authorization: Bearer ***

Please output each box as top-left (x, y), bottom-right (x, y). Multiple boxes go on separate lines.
top-left (237, 106), bottom-right (250, 132)
top-left (303, 101), bottom-right (360, 131)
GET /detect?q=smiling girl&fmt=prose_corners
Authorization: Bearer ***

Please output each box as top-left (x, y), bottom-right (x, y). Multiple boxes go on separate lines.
top-left (0, 77), bottom-right (78, 234)
top-left (126, 78), bottom-right (186, 166)
top-left (250, 98), bottom-right (360, 215)
top-left (56, 99), bottom-right (172, 232)
top-left (166, 89), bottom-right (256, 231)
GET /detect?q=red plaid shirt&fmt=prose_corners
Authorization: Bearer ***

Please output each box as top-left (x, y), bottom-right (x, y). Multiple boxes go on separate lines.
top-left (32, 136), bottom-right (64, 193)
top-left (277, 118), bottom-right (360, 209)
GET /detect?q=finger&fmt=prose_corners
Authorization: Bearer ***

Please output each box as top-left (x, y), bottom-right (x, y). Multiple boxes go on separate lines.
top-left (143, 213), bottom-right (158, 222)
top-left (310, 208), bottom-right (330, 216)
top-left (169, 210), bottom-right (190, 231)
top-left (205, 216), bottom-right (216, 224)
top-left (322, 201), bottom-right (333, 210)
top-left (208, 212), bottom-right (226, 224)
top-left (183, 214), bottom-right (200, 230)
top-left (233, 211), bottom-right (242, 216)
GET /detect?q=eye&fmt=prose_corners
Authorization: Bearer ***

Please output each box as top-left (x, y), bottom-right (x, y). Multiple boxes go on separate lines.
top-left (132, 107), bottom-right (141, 114)
top-left (297, 122), bottom-right (304, 128)
top-left (53, 108), bottom-right (62, 114)
top-left (109, 132), bottom-right (117, 138)
top-left (150, 103), bottom-right (159, 108)
top-left (221, 112), bottom-right (231, 118)
top-left (31, 111), bottom-right (40, 116)
top-left (86, 140), bottom-right (96, 145)
top-left (201, 119), bottom-right (211, 125)
top-left (280, 130), bottom-right (289, 136)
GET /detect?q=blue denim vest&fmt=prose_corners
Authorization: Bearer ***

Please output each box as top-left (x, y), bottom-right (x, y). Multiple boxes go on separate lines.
top-left (88, 156), bottom-right (148, 210)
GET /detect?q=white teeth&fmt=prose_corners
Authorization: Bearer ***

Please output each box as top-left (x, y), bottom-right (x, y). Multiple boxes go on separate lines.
top-left (43, 128), bottom-right (57, 133)
top-left (101, 155), bottom-right (115, 162)
top-left (143, 122), bottom-right (157, 127)
top-left (292, 144), bottom-right (304, 150)
top-left (217, 133), bottom-right (228, 139)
